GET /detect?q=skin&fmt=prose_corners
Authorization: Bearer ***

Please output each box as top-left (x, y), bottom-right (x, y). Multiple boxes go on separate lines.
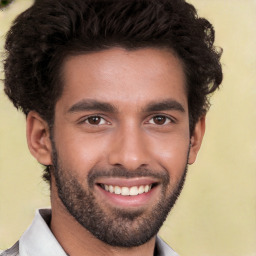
top-left (26, 47), bottom-right (205, 256)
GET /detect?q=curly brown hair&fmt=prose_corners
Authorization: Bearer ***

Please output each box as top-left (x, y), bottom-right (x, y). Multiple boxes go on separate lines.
top-left (4, 0), bottom-right (222, 180)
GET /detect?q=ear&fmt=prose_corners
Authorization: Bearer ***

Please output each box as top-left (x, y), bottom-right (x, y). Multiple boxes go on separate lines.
top-left (188, 116), bottom-right (206, 165)
top-left (26, 111), bottom-right (53, 166)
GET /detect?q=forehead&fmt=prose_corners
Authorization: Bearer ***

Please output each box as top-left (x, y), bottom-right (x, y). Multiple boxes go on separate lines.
top-left (58, 47), bottom-right (187, 112)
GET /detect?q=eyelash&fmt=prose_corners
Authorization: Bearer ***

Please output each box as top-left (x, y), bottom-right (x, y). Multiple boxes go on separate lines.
top-left (82, 115), bottom-right (110, 125)
top-left (80, 114), bottom-right (175, 126)
top-left (147, 115), bottom-right (174, 125)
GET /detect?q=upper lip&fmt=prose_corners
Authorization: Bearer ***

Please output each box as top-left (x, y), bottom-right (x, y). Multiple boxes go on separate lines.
top-left (95, 177), bottom-right (159, 187)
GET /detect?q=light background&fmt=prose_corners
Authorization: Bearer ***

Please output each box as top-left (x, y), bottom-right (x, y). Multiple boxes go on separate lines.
top-left (0, 0), bottom-right (255, 255)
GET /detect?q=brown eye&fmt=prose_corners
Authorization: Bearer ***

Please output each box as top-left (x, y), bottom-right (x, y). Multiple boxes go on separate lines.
top-left (153, 116), bottom-right (166, 125)
top-left (149, 115), bottom-right (171, 125)
top-left (86, 116), bottom-right (106, 125)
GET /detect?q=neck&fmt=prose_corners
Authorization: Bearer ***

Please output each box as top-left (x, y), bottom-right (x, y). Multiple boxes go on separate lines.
top-left (50, 179), bottom-right (156, 256)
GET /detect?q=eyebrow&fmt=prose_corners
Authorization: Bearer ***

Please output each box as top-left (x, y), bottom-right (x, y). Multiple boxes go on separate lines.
top-left (144, 99), bottom-right (185, 113)
top-left (67, 98), bottom-right (185, 114)
top-left (68, 99), bottom-right (118, 113)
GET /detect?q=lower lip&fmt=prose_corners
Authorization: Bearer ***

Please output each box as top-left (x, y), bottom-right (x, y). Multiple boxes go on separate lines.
top-left (95, 185), bottom-right (159, 208)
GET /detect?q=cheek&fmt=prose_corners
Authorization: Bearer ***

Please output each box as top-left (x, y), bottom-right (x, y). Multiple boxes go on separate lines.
top-left (53, 129), bottom-right (111, 175)
top-left (151, 134), bottom-right (189, 179)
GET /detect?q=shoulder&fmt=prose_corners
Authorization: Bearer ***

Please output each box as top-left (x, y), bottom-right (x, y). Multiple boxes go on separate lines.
top-left (0, 241), bottom-right (19, 256)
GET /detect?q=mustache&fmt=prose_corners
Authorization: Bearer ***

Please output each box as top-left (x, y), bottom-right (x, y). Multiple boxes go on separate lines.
top-left (87, 166), bottom-right (170, 188)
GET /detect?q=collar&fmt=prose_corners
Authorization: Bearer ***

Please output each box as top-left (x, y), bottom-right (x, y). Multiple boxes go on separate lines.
top-left (19, 209), bottom-right (67, 256)
top-left (19, 209), bottom-right (178, 256)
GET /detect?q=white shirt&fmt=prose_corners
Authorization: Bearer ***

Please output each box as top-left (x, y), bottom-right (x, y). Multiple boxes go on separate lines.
top-left (1, 209), bottom-right (179, 256)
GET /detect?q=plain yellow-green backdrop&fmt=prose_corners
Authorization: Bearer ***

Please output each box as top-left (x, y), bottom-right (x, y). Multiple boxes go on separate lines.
top-left (0, 0), bottom-right (255, 255)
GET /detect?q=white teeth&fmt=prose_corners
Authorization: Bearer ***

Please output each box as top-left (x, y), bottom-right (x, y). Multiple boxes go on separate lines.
top-left (130, 186), bottom-right (139, 196)
top-left (109, 185), bottom-right (114, 193)
top-left (121, 187), bottom-right (129, 196)
top-left (138, 185), bottom-right (145, 194)
top-left (114, 186), bottom-right (121, 195)
top-left (101, 184), bottom-right (153, 196)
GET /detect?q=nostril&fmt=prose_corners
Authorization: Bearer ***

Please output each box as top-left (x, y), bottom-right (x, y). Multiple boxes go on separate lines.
top-left (113, 163), bottom-right (123, 167)
top-left (108, 133), bottom-right (151, 170)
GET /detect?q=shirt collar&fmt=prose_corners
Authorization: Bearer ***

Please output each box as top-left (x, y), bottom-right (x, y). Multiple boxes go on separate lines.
top-left (20, 209), bottom-right (67, 256)
top-left (19, 209), bottom-right (178, 256)
top-left (155, 236), bottom-right (179, 256)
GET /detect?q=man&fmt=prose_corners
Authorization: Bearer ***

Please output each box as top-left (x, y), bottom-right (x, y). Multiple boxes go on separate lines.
top-left (1, 0), bottom-right (222, 255)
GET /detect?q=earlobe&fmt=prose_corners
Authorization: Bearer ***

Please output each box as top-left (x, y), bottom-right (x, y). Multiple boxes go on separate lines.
top-left (188, 116), bottom-right (206, 165)
top-left (26, 111), bottom-right (53, 166)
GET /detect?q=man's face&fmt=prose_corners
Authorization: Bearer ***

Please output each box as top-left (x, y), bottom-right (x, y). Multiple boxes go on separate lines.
top-left (51, 47), bottom-right (190, 247)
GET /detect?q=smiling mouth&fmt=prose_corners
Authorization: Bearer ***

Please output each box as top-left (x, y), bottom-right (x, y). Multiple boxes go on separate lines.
top-left (99, 184), bottom-right (155, 196)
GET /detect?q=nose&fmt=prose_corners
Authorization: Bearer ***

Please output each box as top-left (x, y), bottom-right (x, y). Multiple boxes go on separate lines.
top-left (108, 124), bottom-right (151, 170)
